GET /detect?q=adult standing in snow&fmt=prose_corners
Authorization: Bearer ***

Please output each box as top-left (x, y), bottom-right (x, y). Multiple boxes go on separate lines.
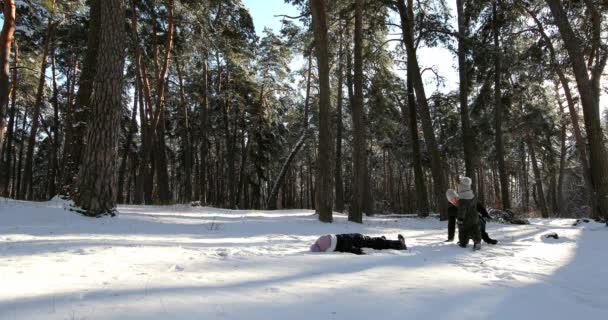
top-left (446, 189), bottom-right (498, 245)
top-left (310, 233), bottom-right (407, 255)
top-left (454, 177), bottom-right (483, 250)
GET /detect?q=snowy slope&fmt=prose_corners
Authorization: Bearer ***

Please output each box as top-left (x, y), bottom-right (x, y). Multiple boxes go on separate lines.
top-left (0, 198), bottom-right (606, 320)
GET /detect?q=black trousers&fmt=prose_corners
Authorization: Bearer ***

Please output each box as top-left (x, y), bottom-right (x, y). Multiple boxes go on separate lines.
top-left (448, 215), bottom-right (494, 244)
top-left (335, 233), bottom-right (402, 254)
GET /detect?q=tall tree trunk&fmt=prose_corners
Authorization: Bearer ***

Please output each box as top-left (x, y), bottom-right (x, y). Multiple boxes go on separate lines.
top-left (117, 84), bottom-right (138, 204)
top-left (0, 38), bottom-right (16, 196)
top-left (348, 0), bottom-right (366, 223)
top-left (557, 101), bottom-right (566, 216)
top-left (397, 0), bottom-right (446, 218)
top-left (199, 56), bottom-right (209, 204)
top-left (21, 19), bottom-right (54, 200)
top-left (128, 0), bottom-right (154, 204)
top-left (63, 0), bottom-right (100, 196)
top-left (222, 68), bottom-right (236, 208)
top-left (0, 0), bottom-right (16, 156)
top-left (546, 0), bottom-right (608, 219)
top-left (456, 0), bottom-right (475, 181)
top-left (407, 73), bottom-right (429, 216)
top-left (334, 21), bottom-right (345, 213)
top-left (528, 136), bottom-right (548, 218)
top-left (73, 0), bottom-right (126, 216)
top-left (47, 53), bottom-right (60, 199)
top-left (151, 0), bottom-right (175, 205)
top-left (176, 58), bottom-right (192, 203)
top-left (15, 102), bottom-right (26, 198)
top-left (310, 0), bottom-right (334, 222)
top-left (493, 0), bottom-right (510, 210)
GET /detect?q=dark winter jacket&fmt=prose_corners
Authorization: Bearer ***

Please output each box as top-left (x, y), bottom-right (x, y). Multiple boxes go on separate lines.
top-left (334, 233), bottom-right (404, 255)
top-left (457, 198), bottom-right (479, 226)
top-left (335, 234), bottom-right (366, 255)
top-left (449, 202), bottom-right (490, 219)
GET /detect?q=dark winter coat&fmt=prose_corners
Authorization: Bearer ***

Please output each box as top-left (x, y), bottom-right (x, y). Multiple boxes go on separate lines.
top-left (449, 202), bottom-right (490, 219)
top-left (457, 198), bottom-right (481, 244)
top-left (335, 233), bottom-right (403, 255)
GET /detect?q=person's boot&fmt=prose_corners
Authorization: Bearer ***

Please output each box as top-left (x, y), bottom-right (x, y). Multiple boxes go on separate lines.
top-left (482, 232), bottom-right (498, 245)
top-left (473, 242), bottom-right (481, 251)
top-left (398, 234), bottom-right (407, 250)
top-left (445, 237), bottom-right (454, 242)
top-left (485, 238), bottom-right (498, 245)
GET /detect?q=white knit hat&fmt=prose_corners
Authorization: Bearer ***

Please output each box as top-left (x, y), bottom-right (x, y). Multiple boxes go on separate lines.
top-left (446, 189), bottom-right (459, 202)
top-left (458, 176), bottom-right (474, 200)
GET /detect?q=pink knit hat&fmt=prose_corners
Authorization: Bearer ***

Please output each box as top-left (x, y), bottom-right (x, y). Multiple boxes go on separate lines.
top-left (310, 234), bottom-right (337, 252)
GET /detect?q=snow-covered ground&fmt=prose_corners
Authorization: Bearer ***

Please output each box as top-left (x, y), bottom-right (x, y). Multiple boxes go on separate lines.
top-left (1, 198), bottom-right (607, 320)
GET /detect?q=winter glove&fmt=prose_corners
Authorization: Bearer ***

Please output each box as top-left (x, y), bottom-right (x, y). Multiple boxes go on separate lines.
top-left (457, 219), bottom-right (464, 226)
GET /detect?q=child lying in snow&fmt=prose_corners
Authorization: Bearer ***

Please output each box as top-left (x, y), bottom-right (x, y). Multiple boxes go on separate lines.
top-left (310, 233), bottom-right (407, 255)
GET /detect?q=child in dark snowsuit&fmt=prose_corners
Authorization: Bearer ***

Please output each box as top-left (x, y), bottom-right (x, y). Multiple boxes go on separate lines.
top-left (454, 177), bottom-right (483, 250)
top-left (310, 233), bottom-right (407, 255)
top-left (446, 189), bottom-right (497, 245)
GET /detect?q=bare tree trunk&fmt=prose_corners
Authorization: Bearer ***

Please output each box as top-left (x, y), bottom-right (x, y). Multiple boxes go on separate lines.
top-left (151, 0), bottom-right (175, 205)
top-left (310, 0), bottom-right (334, 222)
top-left (407, 70), bottom-right (429, 216)
top-left (334, 21), bottom-right (345, 213)
top-left (528, 136), bottom-right (548, 218)
top-left (176, 58), bottom-right (192, 203)
top-left (0, 0), bottom-right (16, 156)
top-left (47, 53), bottom-right (60, 199)
top-left (348, 0), bottom-right (367, 223)
top-left (15, 102), bottom-right (26, 199)
top-left (117, 84), bottom-right (138, 204)
top-left (493, 0), bottom-right (510, 210)
top-left (0, 38), bottom-right (17, 196)
top-left (199, 56), bottom-right (209, 203)
top-left (63, 0), bottom-right (100, 196)
top-left (73, 0), bottom-right (126, 216)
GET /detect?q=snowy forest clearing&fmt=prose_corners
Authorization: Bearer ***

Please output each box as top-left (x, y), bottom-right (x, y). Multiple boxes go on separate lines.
top-left (1, 198), bottom-right (607, 320)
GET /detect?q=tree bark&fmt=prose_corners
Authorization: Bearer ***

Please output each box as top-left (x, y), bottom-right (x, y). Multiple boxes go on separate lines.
top-left (176, 58), bottom-right (192, 203)
top-left (73, 0), bottom-right (126, 216)
top-left (348, 0), bottom-right (367, 223)
top-left (528, 136), bottom-right (548, 218)
top-left (117, 83), bottom-right (138, 204)
top-left (63, 0), bottom-right (100, 195)
top-left (0, 0), bottom-right (16, 157)
top-left (0, 38), bottom-right (16, 196)
top-left (493, 0), bottom-right (510, 210)
top-left (310, 0), bottom-right (334, 222)
top-left (407, 73), bottom-right (429, 216)
top-left (199, 56), bottom-right (209, 203)
top-left (334, 19), bottom-right (345, 213)
top-left (47, 53), bottom-right (60, 199)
